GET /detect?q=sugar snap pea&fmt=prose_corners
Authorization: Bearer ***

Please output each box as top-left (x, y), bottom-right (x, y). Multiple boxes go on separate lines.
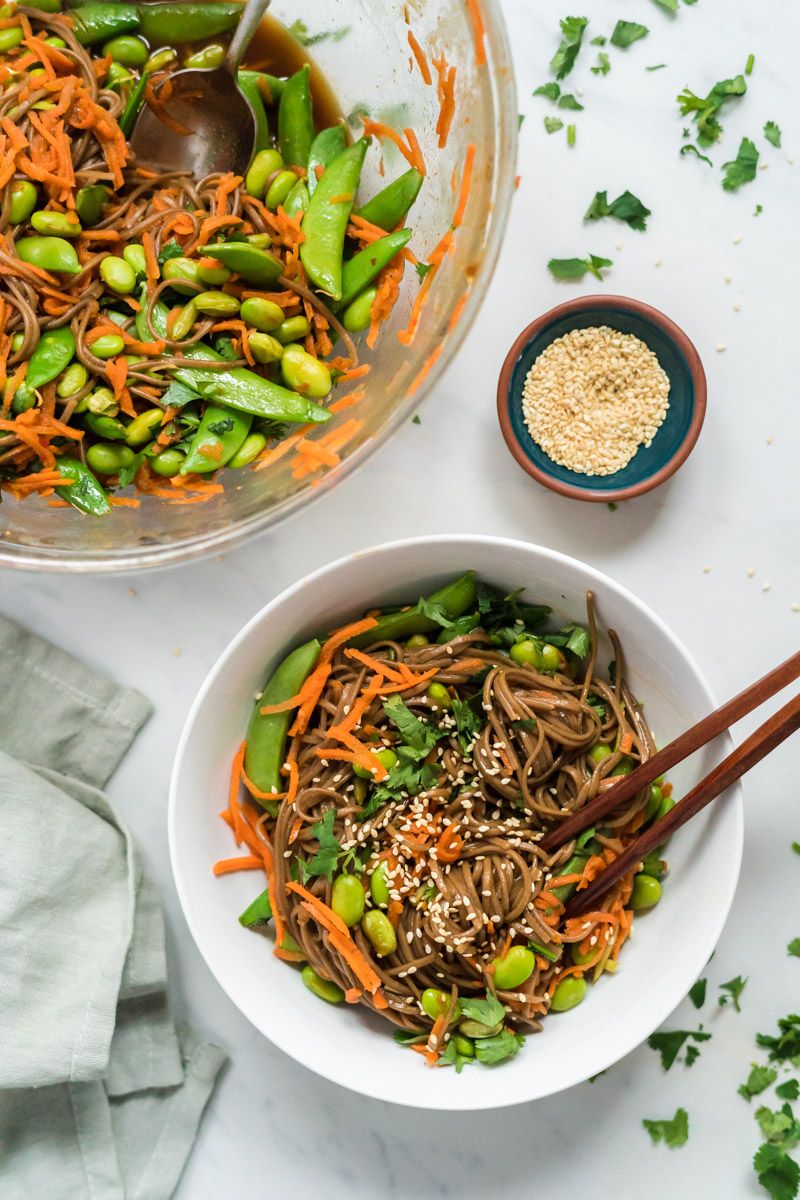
top-left (284, 179), bottom-right (308, 218)
top-left (54, 455), bottom-right (111, 515)
top-left (181, 404), bottom-right (252, 474)
top-left (300, 138), bottom-right (368, 301)
top-left (349, 571), bottom-right (478, 648)
top-left (355, 167), bottom-right (424, 231)
top-left (307, 124), bottom-right (347, 196)
top-left (204, 241), bottom-right (283, 287)
top-left (236, 69), bottom-right (271, 153)
top-left (25, 326), bottom-right (76, 392)
top-left (245, 638), bottom-right (322, 810)
top-left (278, 64), bottom-right (314, 167)
top-left (137, 3), bottom-right (241, 45)
top-left (550, 853), bottom-right (589, 902)
top-left (238, 887), bottom-right (273, 928)
top-left (336, 228), bottom-right (412, 310)
top-left (71, 3), bottom-right (138, 45)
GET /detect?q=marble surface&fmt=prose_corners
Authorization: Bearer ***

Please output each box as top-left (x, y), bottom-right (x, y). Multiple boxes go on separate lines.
top-left (3, 0), bottom-right (799, 1194)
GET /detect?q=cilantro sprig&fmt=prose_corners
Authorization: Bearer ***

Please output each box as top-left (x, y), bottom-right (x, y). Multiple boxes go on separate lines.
top-left (611, 20), bottom-right (649, 48)
top-left (721, 138), bottom-right (759, 191)
top-left (718, 974), bottom-right (748, 1011)
top-left (647, 1026), bottom-right (711, 1070)
top-left (550, 16), bottom-right (588, 80)
top-left (585, 189), bottom-right (651, 231)
top-left (643, 1107), bottom-right (689, 1147)
top-left (548, 254), bottom-right (612, 282)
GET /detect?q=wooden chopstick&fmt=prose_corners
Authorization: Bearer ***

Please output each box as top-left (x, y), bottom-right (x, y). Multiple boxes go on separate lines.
top-left (564, 690), bottom-right (800, 918)
top-left (539, 649), bottom-right (800, 855)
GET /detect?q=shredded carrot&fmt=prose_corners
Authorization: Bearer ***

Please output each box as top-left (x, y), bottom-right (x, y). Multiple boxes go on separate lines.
top-left (361, 118), bottom-right (426, 175)
top-left (286, 881), bottom-right (383, 995)
top-left (619, 731), bottom-right (634, 755)
top-left (408, 345), bottom-right (443, 396)
top-left (142, 232), bottom-right (159, 285)
top-left (466, 0), bottom-right (487, 67)
top-left (212, 855), bottom-right (263, 876)
top-left (407, 29), bottom-right (432, 85)
top-left (453, 142), bottom-right (476, 228)
top-left (436, 823), bottom-right (463, 864)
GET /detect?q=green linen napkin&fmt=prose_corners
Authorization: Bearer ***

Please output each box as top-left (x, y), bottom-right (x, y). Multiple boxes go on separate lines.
top-left (0, 616), bottom-right (226, 1199)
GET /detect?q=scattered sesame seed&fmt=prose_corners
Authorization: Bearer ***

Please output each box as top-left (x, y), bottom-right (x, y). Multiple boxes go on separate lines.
top-left (716, 343), bottom-right (726, 352)
top-left (654, 256), bottom-right (662, 267)
top-left (746, 566), bottom-right (756, 578)
top-left (762, 581), bottom-right (771, 592)
top-left (733, 234), bottom-right (742, 244)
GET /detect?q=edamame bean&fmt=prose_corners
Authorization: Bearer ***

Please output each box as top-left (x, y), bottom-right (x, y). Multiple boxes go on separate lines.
top-left (280, 344), bottom-right (332, 399)
top-left (193, 290), bottom-right (240, 316)
top-left (245, 147), bottom-right (284, 198)
top-left (630, 873), bottom-right (662, 910)
top-left (106, 60), bottom-right (134, 88)
top-left (123, 243), bottom-right (147, 277)
top-left (539, 643), bottom-right (561, 672)
top-left (588, 743), bottom-right (613, 764)
top-left (162, 257), bottom-right (201, 293)
top-left (331, 874), bottom-right (366, 927)
top-left (353, 745), bottom-right (397, 780)
top-left (421, 988), bottom-right (461, 1021)
top-left (641, 853), bottom-right (666, 879)
top-left (240, 296), bottom-right (284, 332)
top-left (265, 169), bottom-right (297, 210)
top-left (170, 300), bottom-right (197, 341)
top-left (656, 794), bottom-right (675, 823)
top-left (571, 941), bottom-right (595, 966)
top-left (10, 332), bottom-right (25, 353)
top-left (125, 407), bottom-right (163, 446)
top-left (550, 976), bottom-right (587, 1012)
top-left (249, 332), bottom-right (283, 364)
top-left (492, 946), bottom-right (535, 990)
top-left (610, 757), bottom-right (634, 777)
top-left (149, 447), bottom-right (185, 476)
top-left (30, 209), bottom-right (82, 238)
top-left (247, 232), bottom-right (272, 249)
top-left (99, 255), bottom-right (136, 295)
top-left (406, 634), bottom-right (429, 649)
top-left (426, 682), bottom-right (451, 710)
top-left (459, 1017), bottom-right (504, 1038)
top-left (91, 332), bottom-right (125, 359)
top-left (86, 386), bottom-right (117, 414)
top-left (145, 46), bottom-right (176, 73)
top-left (510, 639), bottom-right (543, 668)
top-left (0, 26), bottom-right (24, 52)
top-left (361, 909), bottom-right (397, 957)
top-left (228, 432), bottom-right (266, 468)
top-left (9, 180), bottom-right (37, 225)
top-left (454, 1035), bottom-right (475, 1058)
top-left (84, 412), bottom-right (127, 440)
top-left (17, 235), bottom-right (80, 274)
top-left (86, 442), bottom-right (135, 475)
top-left (301, 965), bottom-right (344, 1004)
top-left (44, 36), bottom-right (66, 49)
top-left (196, 257), bottom-right (231, 286)
top-left (342, 287), bottom-right (376, 333)
top-left (76, 183), bottom-right (109, 227)
top-left (183, 42), bottom-right (225, 70)
top-left (274, 315), bottom-right (310, 344)
top-left (102, 34), bottom-right (148, 65)
top-left (643, 784), bottom-right (662, 822)
top-left (369, 861), bottom-right (390, 907)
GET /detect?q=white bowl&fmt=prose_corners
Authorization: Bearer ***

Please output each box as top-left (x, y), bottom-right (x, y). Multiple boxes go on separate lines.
top-left (169, 536), bottom-right (743, 1110)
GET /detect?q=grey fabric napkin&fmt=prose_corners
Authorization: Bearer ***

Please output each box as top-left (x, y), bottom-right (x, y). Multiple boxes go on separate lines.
top-left (0, 616), bottom-right (226, 1199)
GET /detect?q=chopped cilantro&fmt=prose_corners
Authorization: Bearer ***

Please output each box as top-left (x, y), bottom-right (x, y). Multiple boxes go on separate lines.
top-left (793, 843), bottom-right (800, 856)
top-left (518, 113), bottom-right (526, 130)
top-left (207, 417), bottom-right (234, 436)
top-left (718, 975), bottom-right (748, 1011)
top-left (642, 1107), bottom-right (689, 1147)
top-left (550, 15), bottom-right (588, 80)
top-left (528, 938), bottom-right (561, 962)
top-left (157, 239), bottom-right (184, 264)
top-left (757, 1015), bottom-right (800, 1063)
top-left (764, 121), bottom-right (782, 148)
top-left (459, 993), bottom-right (505, 1027)
top-left (756, 1104), bottom-right (800, 1150)
top-left (415, 261), bottom-right (432, 282)
top-left (646, 63), bottom-right (667, 71)
top-left (412, 414), bottom-right (421, 425)
top-left (688, 978), bottom-right (707, 1008)
top-left (476, 582), bottom-right (550, 634)
top-left (450, 697), bottom-right (482, 751)
top-left (779, 1083), bottom-right (800, 1102)
top-left (567, 123), bottom-right (576, 147)
top-left (753, 1143), bottom-right (800, 1200)
top-left (722, 137), bottom-right (759, 191)
top-left (789, 940), bottom-right (800, 958)
top-left (511, 718), bottom-right (539, 733)
top-left (740, 1065), bottom-right (779, 1102)
top-left (647, 1027), bottom-right (711, 1070)
top-left (300, 808), bottom-right (344, 883)
top-left (439, 1037), bottom-right (473, 1072)
top-left (681, 143), bottom-right (713, 166)
top-left (685, 1044), bottom-right (701, 1068)
top-left (558, 93), bottom-right (584, 110)
top-left (116, 450), bottom-right (144, 489)
top-left (584, 189), bottom-right (651, 230)
top-left (534, 82), bottom-right (561, 101)
top-left (755, 204), bottom-right (763, 216)
top-left (382, 695), bottom-right (440, 756)
top-left (361, 759), bottom-right (440, 819)
top-left (746, 53), bottom-right (755, 75)
top-left (548, 254), bottom-right (612, 281)
top-left (543, 622), bottom-right (591, 658)
top-left (651, 0), bottom-right (678, 8)
top-left (475, 1030), bottom-right (525, 1065)
top-left (544, 116), bottom-right (565, 134)
top-left (678, 74), bottom-right (747, 146)
top-left (287, 19), bottom-right (350, 46)
top-left (611, 20), bottom-right (649, 47)
top-left (607, 501), bottom-right (618, 511)
top-left (591, 52), bottom-right (610, 76)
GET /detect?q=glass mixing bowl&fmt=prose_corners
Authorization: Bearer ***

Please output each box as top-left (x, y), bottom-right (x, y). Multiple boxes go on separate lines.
top-left (0, 0), bottom-right (516, 572)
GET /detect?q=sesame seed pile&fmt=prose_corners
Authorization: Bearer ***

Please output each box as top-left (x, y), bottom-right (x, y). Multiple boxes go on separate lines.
top-left (522, 325), bottom-right (671, 476)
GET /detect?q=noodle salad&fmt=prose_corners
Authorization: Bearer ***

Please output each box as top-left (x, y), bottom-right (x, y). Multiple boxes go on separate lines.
top-left (217, 573), bottom-right (675, 1070)
top-left (0, 2), bottom-right (443, 512)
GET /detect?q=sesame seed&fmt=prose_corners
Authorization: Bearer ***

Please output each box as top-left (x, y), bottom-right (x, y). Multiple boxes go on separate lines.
top-left (716, 343), bottom-right (726, 352)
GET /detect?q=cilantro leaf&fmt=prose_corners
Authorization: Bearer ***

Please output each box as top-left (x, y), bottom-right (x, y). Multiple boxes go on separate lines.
top-left (300, 808), bottom-right (344, 883)
top-left (543, 622), bottom-right (591, 658)
top-left (765, 121), bottom-right (782, 148)
top-left (758, 1016), bottom-right (800, 1064)
top-left (689, 978), bottom-right (707, 1008)
top-left (754, 1143), bottom-right (800, 1200)
top-left (678, 75), bottom-right (746, 145)
top-left (450, 697), bottom-right (482, 751)
top-left (722, 137), bottom-right (759, 191)
top-left (439, 1037), bottom-right (474, 1072)
top-left (793, 843), bottom-right (800, 856)
top-left (684, 1044), bottom-right (701, 1068)
top-left (160, 379), bottom-right (200, 409)
top-left (550, 16), bottom-right (588, 80)
top-left (475, 1029), bottom-right (525, 1065)
top-left (779, 1083), bottom-right (800, 1102)
top-left (647, 64), bottom-right (667, 71)
top-left (648, 1027), bottom-right (711, 1070)
top-left (413, 595), bottom-right (455, 629)
top-left (756, 1104), bottom-right (800, 1150)
top-left (533, 82), bottom-right (561, 101)
top-left (789, 940), bottom-right (800, 958)
top-left (740, 1065), bottom-right (779, 1101)
top-left (361, 759), bottom-right (440, 820)
top-left (652, 0), bottom-right (678, 9)
top-left (287, 19), bottom-right (350, 46)
top-left (548, 254), bottom-right (612, 281)
top-left (557, 93), bottom-right (584, 110)
top-left (382, 694), bottom-right (441, 756)
top-left (591, 35), bottom-right (606, 45)
top-left (584, 189), bottom-right (651, 231)
top-left (415, 262), bottom-right (432, 282)
top-left (719, 974), bottom-right (748, 1011)
top-left (116, 450), bottom-right (144, 489)
top-left (611, 20), bottom-right (649, 48)
top-left (642, 1107), bottom-right (689, 1147)
top-left (680, 143), bottom-right (713, 166)
top-left (591, 52), bottom-right (610, 76)
top-left (544, 116), bottom-right (564, 134)
top-left (207, 417), bottom-right (235, 436)
top-left (459, 993), bottom-right (505, 1028)
top-left (157, 239), bottom-right (184, 265)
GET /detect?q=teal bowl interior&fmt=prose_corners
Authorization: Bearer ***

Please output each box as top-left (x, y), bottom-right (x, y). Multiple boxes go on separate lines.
top-left (504, 302), bottom-right (701, 497)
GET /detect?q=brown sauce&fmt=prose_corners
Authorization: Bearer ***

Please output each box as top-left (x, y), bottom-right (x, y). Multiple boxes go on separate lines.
top-left (242, 13), bottom-right (344, 130)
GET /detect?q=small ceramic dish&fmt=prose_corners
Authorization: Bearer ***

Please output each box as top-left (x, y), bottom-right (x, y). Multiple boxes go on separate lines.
top-left (497, 294), bottom-right (707, 502)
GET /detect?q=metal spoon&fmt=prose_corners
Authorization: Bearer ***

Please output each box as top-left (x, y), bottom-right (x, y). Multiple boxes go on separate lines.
top-left (129, 0), bottom-right (272, 177)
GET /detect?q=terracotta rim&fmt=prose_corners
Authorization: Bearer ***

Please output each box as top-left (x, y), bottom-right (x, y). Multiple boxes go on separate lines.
top-left (496, 294), bottom-right (708, 503)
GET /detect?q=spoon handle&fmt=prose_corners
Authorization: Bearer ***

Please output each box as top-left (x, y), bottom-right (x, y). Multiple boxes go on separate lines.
top-left (225, 0), bottom-right (272, 74)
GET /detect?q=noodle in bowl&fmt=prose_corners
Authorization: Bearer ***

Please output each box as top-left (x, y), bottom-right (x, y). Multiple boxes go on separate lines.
top-left (169, 536), bottom-right (743, 1109)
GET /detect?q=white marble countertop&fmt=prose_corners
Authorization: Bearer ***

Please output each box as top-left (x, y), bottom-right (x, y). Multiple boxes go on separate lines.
top-left (2, 0), bottom-right (799, 1195)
